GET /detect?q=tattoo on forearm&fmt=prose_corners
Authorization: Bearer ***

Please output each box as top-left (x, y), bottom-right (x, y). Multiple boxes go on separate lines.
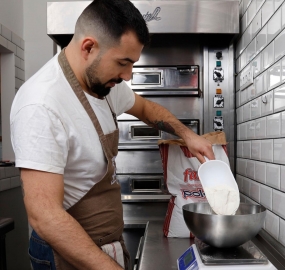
top-left (146, 119), bottom-right (177, 135)
top-left (20, 178), bottom-right (25, 197)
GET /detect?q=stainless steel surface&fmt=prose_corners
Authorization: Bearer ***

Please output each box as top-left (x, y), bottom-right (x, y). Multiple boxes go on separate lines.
top-left (123, 222), bottom-right (147, 270)
top-left (137, 220), bottom-right (283, 270)
top-left (121, 195), bottom-right (171, 202)
top-left (116, 151), bottom-right (163, 174)
top-left (182, 203), bottom-right (266, 248)
top-left (137, 220), bottom-right (194, 270)
top-left (195, 238), bottom-right (268, 265)
top-left (47, 1), bottom-right (239, 38)
top-left (123, 202), bottom-right (168, 222)
top-left (252, 229), bottom-right (285, 270)
top-left (135, 34), bottom-right (204, 66)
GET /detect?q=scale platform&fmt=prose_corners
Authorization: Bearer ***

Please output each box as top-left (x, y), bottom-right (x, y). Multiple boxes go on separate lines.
top-left (177, 238), bottom-right (277, 269)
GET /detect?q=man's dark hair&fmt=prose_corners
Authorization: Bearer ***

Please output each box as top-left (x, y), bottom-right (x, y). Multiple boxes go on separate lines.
top-left (74, 0), bottom-right (149, 47)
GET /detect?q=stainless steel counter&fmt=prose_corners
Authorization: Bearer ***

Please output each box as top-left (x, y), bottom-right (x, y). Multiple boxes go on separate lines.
top-left (137, 220), bottom-right (285, 270)
top-left (137, 220), bottom-right (194, 269)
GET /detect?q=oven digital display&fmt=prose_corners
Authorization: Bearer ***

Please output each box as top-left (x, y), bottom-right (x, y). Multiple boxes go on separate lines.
top-left (132, 73), bottom-right (161, 85)
top-left (131, 125), bottom-right (161, 139)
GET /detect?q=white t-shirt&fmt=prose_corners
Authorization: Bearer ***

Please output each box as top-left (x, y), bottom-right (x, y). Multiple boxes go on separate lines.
top-left (10, 53), bottom-right (135, 210)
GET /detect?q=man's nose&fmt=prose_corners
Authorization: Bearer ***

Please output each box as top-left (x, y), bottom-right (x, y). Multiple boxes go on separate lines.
top-left (120, 66), bottom-right (133, 81)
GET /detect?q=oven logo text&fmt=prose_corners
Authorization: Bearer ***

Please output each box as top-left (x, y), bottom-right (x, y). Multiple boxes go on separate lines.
top-left (181, 188), bottom-right (205, 199)
top-left (142, 7), bottom-right (161, 22)
top-left (183, 168), bottom-right (199, 182)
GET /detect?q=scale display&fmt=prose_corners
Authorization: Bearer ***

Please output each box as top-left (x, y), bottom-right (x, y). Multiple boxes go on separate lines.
top-left (177, 245), bottom-right (198, 270)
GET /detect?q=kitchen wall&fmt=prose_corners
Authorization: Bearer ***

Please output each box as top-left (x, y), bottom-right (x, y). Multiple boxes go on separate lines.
top-left (24, 0), bottom-right (89, 80)
top-left (0, 0), bottom-right (24, 161)
top-left (235, 0), bottom-right (285, 247)
top-left (0, 2), bottom-right (31, 269)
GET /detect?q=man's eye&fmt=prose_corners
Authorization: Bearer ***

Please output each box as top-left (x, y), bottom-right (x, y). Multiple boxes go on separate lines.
top-left (119, 62), bottom-right (127, 67)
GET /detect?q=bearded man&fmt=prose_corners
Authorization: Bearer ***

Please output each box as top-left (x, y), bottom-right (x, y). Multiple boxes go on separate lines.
top-left (10, 0), bottom-right (214, 269)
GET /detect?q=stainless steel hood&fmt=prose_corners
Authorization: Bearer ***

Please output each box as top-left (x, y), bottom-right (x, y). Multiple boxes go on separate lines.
top-left (47, 1), bottom-right (239, 46)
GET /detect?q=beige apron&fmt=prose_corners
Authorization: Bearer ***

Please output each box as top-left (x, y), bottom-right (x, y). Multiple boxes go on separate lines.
top-left (53, 50), bottom-right (130, 269)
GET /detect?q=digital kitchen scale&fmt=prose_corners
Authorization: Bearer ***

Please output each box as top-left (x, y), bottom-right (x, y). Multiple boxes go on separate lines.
top-left (177, 238), bottom-right (277, 269)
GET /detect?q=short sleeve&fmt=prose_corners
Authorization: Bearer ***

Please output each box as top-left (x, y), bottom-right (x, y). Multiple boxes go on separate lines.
top-left (10, 104), bottom-right (69, 174)
top-left (108, 81), bottom-right (135, 116)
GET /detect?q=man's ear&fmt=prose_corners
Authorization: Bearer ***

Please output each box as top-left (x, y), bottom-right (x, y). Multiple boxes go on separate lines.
top-left (81, 37), bottom-right (99, 60)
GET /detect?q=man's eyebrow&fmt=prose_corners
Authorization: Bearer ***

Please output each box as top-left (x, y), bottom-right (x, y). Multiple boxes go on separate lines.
top-left (120, 57), bottom-right (136, 64)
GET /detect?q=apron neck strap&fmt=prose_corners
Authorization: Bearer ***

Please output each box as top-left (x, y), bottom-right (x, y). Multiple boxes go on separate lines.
top-left (58, 49), bottom-right (106, 139)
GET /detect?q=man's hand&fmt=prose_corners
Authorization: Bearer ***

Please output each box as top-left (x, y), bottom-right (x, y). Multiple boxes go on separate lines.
top-left (182, 131), bottom-right (215, 164)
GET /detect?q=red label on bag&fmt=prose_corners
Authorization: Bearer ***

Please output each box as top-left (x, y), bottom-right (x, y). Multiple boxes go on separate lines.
top-left (183, 168), bottom-right (199, 182)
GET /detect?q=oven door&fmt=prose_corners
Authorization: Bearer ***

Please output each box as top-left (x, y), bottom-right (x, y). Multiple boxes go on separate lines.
top-left (126, 66), bottom-right (200, 96)
top-left (118, 119), bottom-right (199, 150)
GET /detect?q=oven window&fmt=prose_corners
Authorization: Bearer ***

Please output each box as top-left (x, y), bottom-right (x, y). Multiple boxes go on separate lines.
top-left (131, 125), bottom-right (161, 139)
top-left (132, 73), bottom-right (161, 85)
top-left (132, 179), bottom-right (161, 191)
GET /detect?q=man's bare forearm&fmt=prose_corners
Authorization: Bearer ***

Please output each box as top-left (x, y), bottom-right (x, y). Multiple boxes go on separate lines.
top-left (142, 99), bottom-right (193, 139)
top-left (127, 95), bottom-right (215, 163)
top-left (22, 169), bottom-right (122, 270)
top-left (31, 209), bottom-right (123, 270)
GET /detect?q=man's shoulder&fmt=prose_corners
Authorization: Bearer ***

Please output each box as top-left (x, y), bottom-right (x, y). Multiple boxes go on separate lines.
top-left (11, 54), bottom-right (74, 120)
top-left (15, 55), bottom-right (69, 105)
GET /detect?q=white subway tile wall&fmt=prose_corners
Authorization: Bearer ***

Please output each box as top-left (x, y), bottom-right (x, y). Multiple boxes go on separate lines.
top-left (266, 163), bottom-right (280, 188)
top-left (273, 138), bottom-right (285, 164)
top-left (281, 165), bottom-right (285, 191)
top-left (247, 159), bottom-right (255, 178)
top-left (266, 113), bottom-right (281, 137)
top-left (0, 167), bottom-right (21, 191)
top-left (265, 210), bottom-right (279, 240)
top-left (255, 116), bottom-right (267, 138)
top-left (0, 23), bottom-right (24, 191)
top-left (260, 184), bottom-right (273, 210)
top-left (244, 141), bottom-right (252, 158)
top-left (273, 189), bottom-right (285, 219)
top-left (0, 24), bottom-right (24, 90)
top-left (282, 111), bottom-right (285, 135)
top-left (237, 0), bottom-right (285, 247)
top-left (255, 161), bottom-right (267, 183)
top-left (260, 139), bottom-right (273, 161)
top-left (279, 218), bottom-right (285, 246)
top-left (250, 180), bottom-right (260, 201)
top-left (251, 140), bottom-right (261, 159)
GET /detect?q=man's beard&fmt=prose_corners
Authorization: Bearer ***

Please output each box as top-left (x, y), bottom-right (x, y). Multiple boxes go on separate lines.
top-left (85, 57), bottom-right (122, 98)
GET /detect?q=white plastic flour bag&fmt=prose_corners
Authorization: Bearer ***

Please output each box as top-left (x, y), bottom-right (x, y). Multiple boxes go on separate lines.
top-left (158, 131), bottom-right (230, 238)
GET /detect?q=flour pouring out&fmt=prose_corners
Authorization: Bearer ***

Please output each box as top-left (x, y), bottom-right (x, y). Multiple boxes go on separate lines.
top-left (204, 185), bottom-right (240, 215)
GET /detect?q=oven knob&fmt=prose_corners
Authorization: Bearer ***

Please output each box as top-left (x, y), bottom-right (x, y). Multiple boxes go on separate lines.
top-left (214, 71), bottom-right (222, 78)
top-left (216, 51), bottom-right (222, 59)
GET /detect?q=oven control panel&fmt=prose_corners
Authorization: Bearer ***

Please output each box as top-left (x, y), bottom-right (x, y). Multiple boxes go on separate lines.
top-left (205, 48), bottom-right (233, 133)
top-left (204, 46), bottom-right (235, 170)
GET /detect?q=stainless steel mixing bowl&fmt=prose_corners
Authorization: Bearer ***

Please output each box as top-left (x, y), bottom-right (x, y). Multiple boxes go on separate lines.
top-left (183, 202), bottom-right (266, 248)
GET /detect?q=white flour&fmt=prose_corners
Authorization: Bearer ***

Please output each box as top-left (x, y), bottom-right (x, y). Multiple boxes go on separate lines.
top-left (204, 185), bottom-right (240, 215)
